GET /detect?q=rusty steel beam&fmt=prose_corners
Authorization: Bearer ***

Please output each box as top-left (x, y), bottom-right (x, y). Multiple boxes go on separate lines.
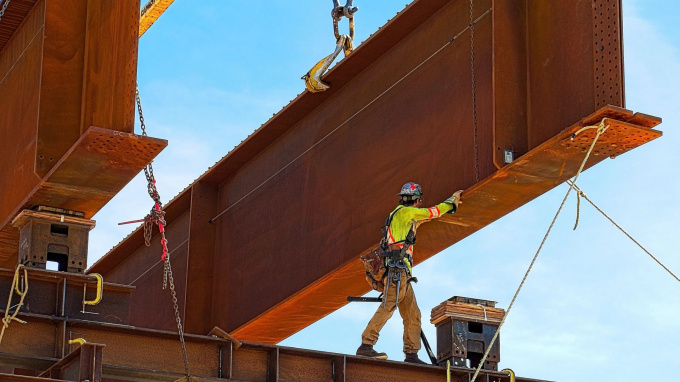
top-left (89, 0), bottom-right (661, 345)
top-left (2, 266), bottom-right (549, 381)
top-left (0, 0), bottom-right (39, 53)
top-left (0, 374), bottom-right (70, 382)
top-left (0, 313), bottom-right (549, 382)
top-left (37, 343), bottom-right (104, 382)
top-left (0, 0), bottom-right (167, 268)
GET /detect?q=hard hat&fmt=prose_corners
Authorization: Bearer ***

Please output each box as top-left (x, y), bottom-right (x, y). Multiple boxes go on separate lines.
top-left (397, 182), bottom-right (423, 197)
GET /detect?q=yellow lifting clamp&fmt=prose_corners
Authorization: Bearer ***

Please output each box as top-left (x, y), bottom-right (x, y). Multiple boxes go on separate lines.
top-left (68, 338), bottom-right (86, 346)
top-left (81, 273), bottom-right (103, 314)
top-left (501, 368), bottom-right (516, 382)
top-left (302, 0), bottom-right (358, 93)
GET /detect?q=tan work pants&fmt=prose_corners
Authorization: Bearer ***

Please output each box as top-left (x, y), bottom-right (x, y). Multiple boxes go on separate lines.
top-left (361, 268), bottom-right (421, 353)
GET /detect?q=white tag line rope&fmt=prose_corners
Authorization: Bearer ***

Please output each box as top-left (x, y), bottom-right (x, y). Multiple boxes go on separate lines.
top-left (470, 121), bottom-right (609, 382)
top-left (566, 180), bottom-right (679, 283)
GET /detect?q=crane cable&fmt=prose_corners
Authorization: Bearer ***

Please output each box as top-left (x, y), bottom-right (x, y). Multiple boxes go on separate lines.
top-left (470, 119), bottom-right (609, 382)
top-left (135, 89), bottom-right (192, 381)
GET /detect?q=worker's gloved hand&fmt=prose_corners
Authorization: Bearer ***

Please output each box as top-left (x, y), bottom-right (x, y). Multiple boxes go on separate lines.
top-left (444, 190), bottom-right (464, 213)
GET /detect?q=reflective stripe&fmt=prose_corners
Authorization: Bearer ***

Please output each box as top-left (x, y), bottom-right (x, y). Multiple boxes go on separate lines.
top-left (427, 206), bottom-right (441, 219)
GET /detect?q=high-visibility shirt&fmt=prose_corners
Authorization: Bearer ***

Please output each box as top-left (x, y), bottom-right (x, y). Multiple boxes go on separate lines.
top-left (386, 201), bottom-right (456, 255)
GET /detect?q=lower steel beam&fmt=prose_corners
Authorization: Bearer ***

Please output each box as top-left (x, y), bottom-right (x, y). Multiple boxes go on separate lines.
top-left (0, 312), bottom-right (550, 382)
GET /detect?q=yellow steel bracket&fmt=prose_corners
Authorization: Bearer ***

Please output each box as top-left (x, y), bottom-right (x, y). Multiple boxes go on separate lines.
top-left (302, 1), bottom-right (357, 93)
top-left (81, 273), bottom-right (103, 314)
top-left (68, 338), bottom-right (86, 346)
top-left (501, 368), bottom-right (516, 382)
top-left (302, 36), bottom-right (353, 92)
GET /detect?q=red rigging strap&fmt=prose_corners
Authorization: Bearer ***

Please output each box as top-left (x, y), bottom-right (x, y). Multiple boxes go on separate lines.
top-left (135, 89), bottom-right (169, 263)
top-left (135, 88), bottom-right (191, 381)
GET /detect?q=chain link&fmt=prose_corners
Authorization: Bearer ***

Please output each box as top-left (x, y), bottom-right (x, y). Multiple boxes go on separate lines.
top-left (0, 0), bottom-right (11, 23)
top-left (136, 89), bottom-right (166, 249)
top-left (136, 86), bottom-right (191, 381)
top-left (165, 260), bottom-right (191, 379)
top-left (469, 0), bottom-right (480, 183)
top-left (332, 0), bottom-right (356, 42)
top-left (135, 88), bottom-right (148, 137)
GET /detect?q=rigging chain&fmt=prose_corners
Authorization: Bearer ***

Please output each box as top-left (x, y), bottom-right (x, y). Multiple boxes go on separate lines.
top-left (135, 88), bottom-right (191, 381)
top-left (469, 0), bottom-right (480, 183)
top-left (0, 0), bottom-right (11, 24)
top-left (470, 120), bottom-right (610, 382)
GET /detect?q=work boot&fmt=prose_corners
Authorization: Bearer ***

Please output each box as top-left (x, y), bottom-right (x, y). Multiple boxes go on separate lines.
top-left (356, 344), bottom-right (388, 359)
top-left (404, 352), bottom-right (428, 365)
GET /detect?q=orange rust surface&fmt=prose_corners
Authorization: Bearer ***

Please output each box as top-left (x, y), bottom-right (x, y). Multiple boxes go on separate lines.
top-left (0, 127), bottom-right (166, 268)
top-left (0, 0), bottom-right (151, 267)
top-left (230, 107), bottom-right (661, 343)
top-left (86, 0), bottom-right (664, 345)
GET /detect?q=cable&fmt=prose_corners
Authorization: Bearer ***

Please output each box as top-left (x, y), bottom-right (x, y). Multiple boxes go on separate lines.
top-left (567, 180), bottom-right (679, 283)
top-left (209, 8), bottom-right (493, 223)
top-left (470, 121), bottom-right (609, 382)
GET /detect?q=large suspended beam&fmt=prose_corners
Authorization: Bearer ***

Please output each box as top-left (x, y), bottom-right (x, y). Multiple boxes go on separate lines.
top-left (90, 0), bottom-right (662, 344)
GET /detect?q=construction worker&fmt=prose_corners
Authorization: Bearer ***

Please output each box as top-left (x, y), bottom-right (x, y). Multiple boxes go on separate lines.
top-left (356, 182), bottom-right (463, 364)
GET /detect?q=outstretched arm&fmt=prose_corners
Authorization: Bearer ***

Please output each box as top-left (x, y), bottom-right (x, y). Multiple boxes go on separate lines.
top-left (409, 190), bottom-right (464, 222)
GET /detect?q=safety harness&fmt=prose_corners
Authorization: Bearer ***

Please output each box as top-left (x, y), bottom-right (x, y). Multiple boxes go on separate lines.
top-left (379, 206), bottom-right (416, 275)
top-left (361, 205), bottom-right (419, 298)
top-left (379, 205), bottom-right (419, 309)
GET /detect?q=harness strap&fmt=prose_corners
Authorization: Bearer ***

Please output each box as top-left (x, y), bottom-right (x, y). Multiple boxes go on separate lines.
top-left (382, 206), bottom-right (416, 248)
top-left (381, 205), bottom-right (416, 275)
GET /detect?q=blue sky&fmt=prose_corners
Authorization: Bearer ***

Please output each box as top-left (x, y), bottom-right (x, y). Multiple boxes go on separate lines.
top-left (90, 1), bottom-right (679, 380)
